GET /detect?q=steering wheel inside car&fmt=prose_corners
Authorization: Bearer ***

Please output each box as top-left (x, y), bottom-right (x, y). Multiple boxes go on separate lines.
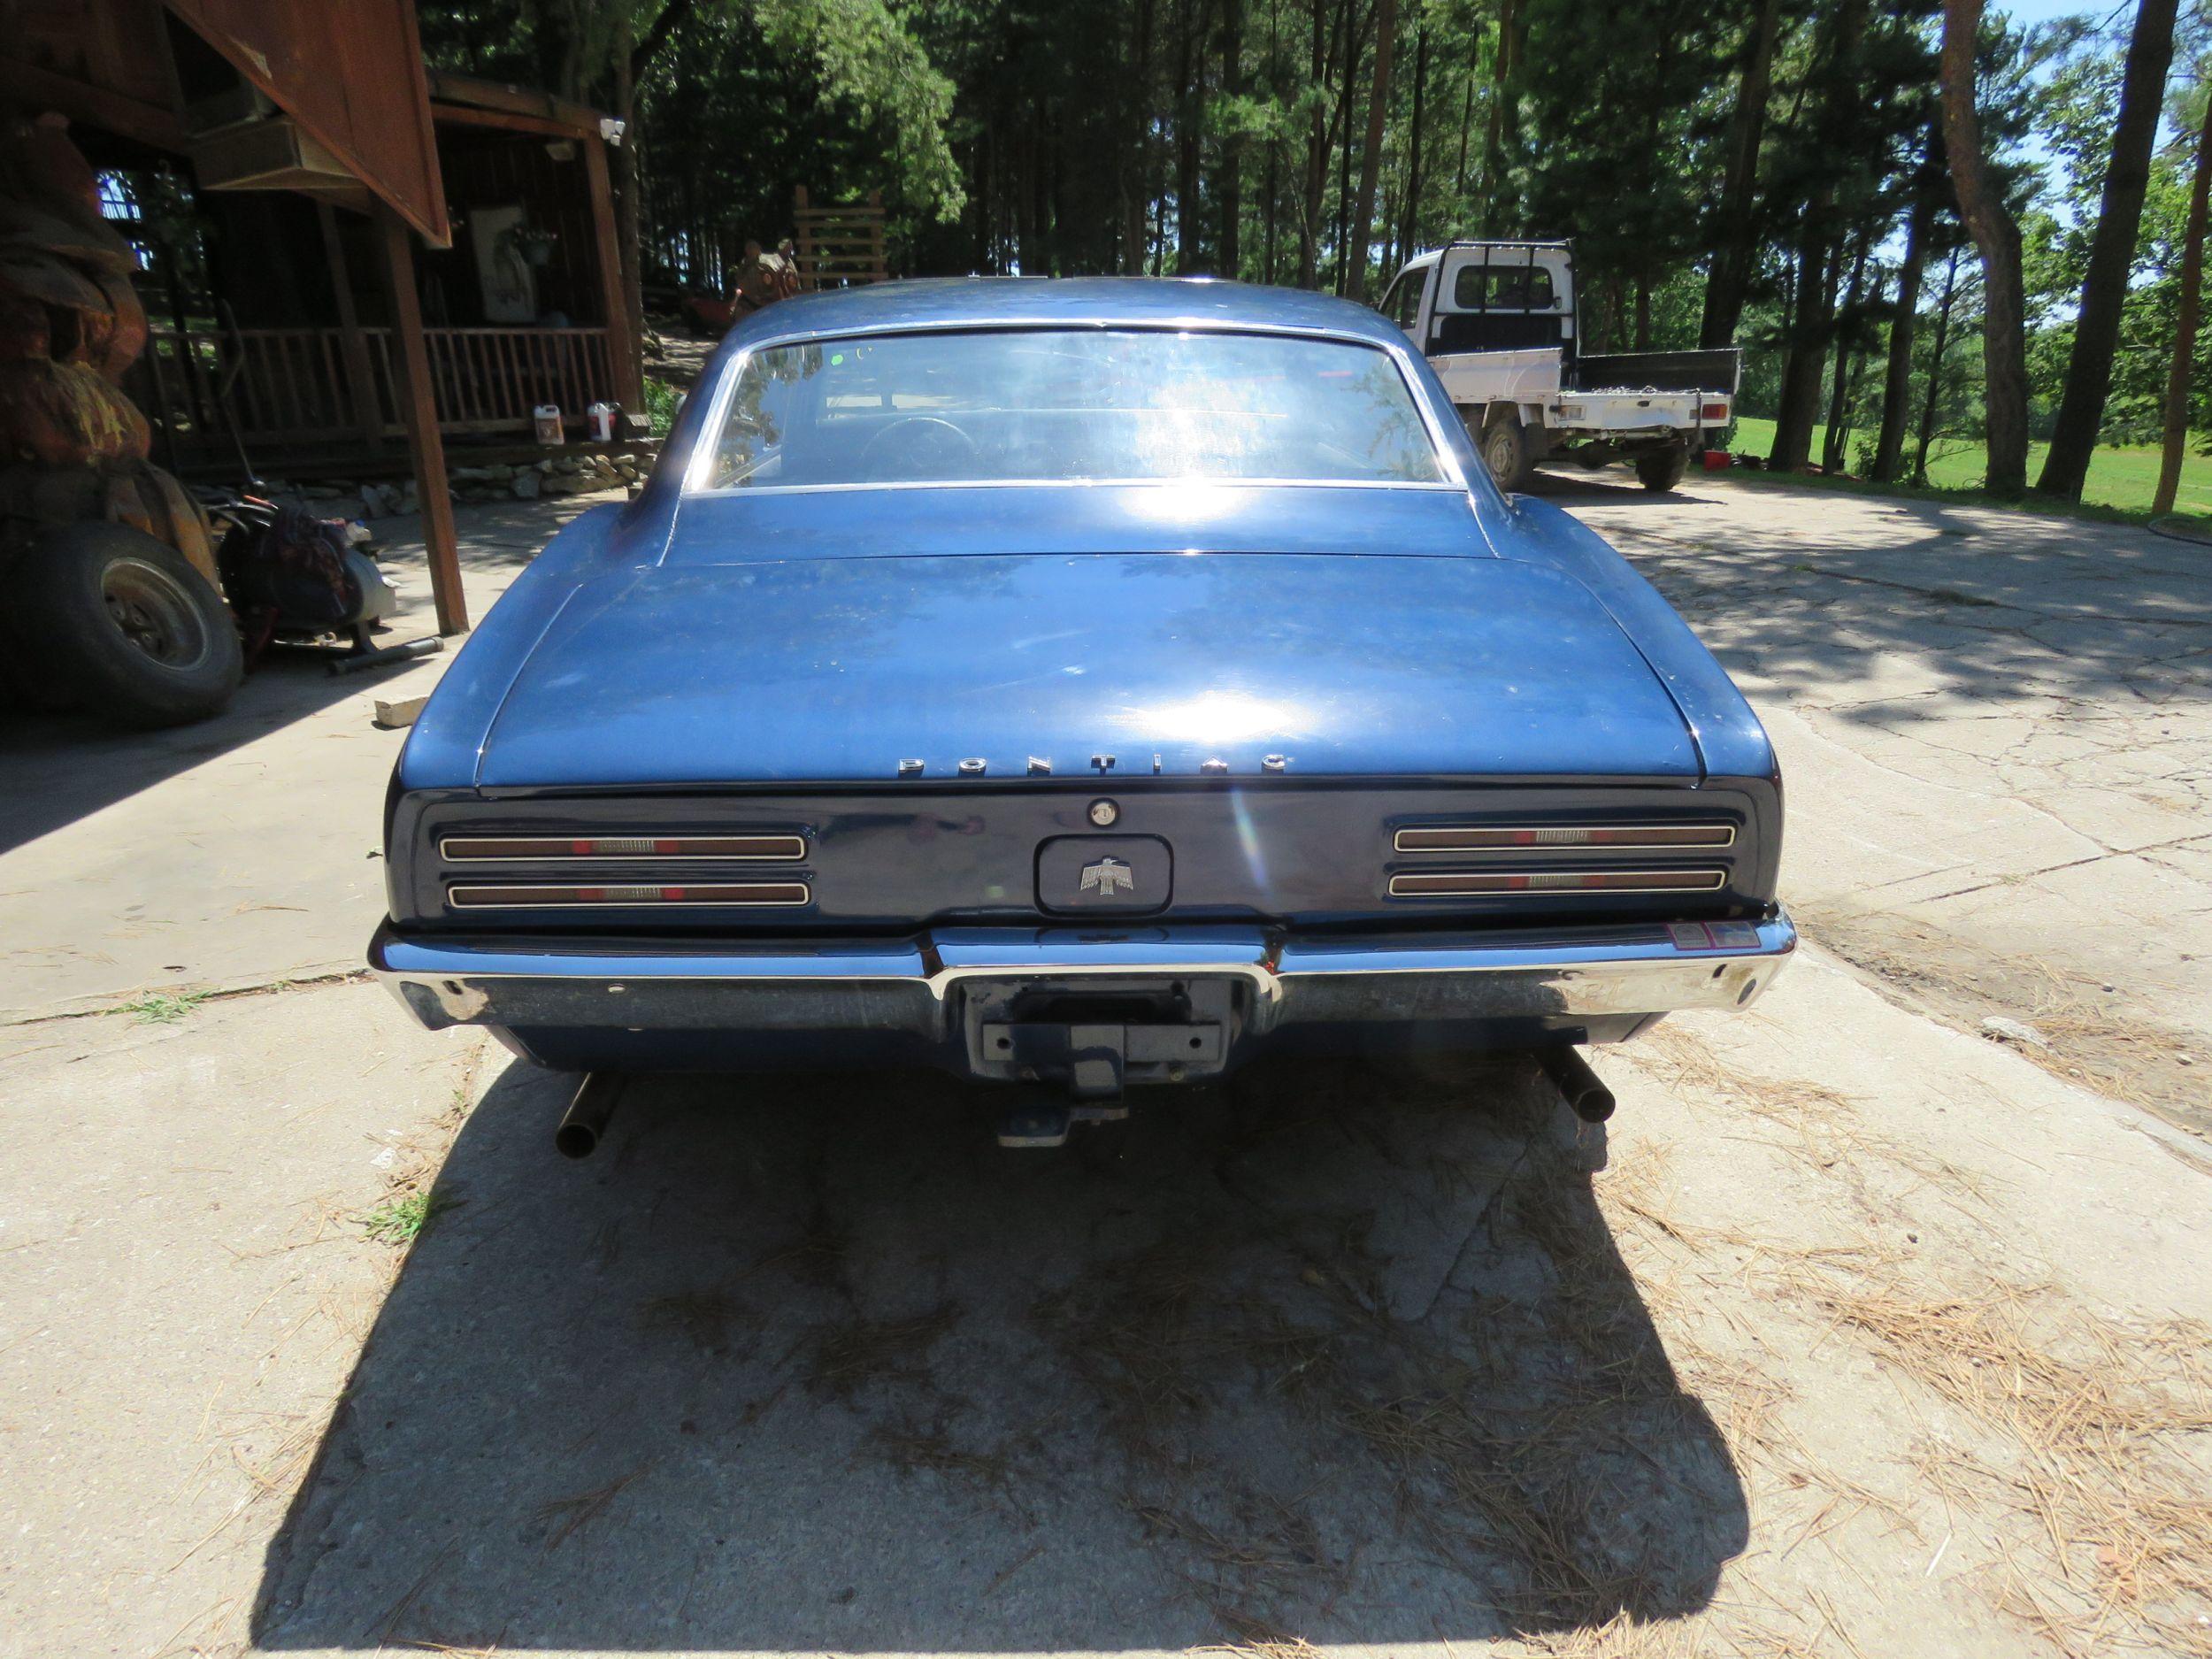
top-left (857, 416), bottom-right (980, 480)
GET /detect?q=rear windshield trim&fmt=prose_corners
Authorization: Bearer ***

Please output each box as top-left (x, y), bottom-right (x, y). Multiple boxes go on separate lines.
top-left (681, 321), bottom-right (1468, 497)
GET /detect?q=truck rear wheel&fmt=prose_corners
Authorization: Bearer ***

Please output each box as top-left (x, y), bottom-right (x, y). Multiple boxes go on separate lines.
top-left (7, 522), bottom-right (242, 729)
top-left (1635, 447), bottom-right (1689, 493)
top-left (1479, 411), bottom-right (1532, 494)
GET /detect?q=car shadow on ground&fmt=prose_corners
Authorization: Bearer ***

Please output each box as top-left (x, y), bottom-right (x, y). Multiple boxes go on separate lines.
top-left (1518, 466), bottom-right (1728, 508)
top-left (252, 1052), bottom-right (1747, 1652)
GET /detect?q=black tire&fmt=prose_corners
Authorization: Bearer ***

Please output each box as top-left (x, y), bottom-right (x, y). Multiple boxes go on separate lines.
top-left (1635, 446), bottom-right (1690, 493)
top-left (1479, 411), bottom-right (1532, 493)
top-left (11, 522), bottom-right (242, 729)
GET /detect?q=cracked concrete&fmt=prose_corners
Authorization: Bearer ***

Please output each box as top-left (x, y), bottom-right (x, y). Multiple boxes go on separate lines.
top-left (1555, 472), bottom-right (2212, 1127)
top-left (3, 475), bottom-right (2210, 1659)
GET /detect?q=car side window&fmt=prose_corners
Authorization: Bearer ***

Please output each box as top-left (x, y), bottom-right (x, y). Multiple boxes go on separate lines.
top-left (1391, 269), bottom-right (1425, 331)
top-left (1375, 272), bottom-right (1403, 325)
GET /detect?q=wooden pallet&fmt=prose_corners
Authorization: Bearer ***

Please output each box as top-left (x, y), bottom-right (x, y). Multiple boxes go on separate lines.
top-left (792, 186), bottom-right (887, 288)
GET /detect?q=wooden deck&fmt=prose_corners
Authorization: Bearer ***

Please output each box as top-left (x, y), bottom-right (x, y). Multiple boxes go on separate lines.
top-left (129, 324), bottom-right (619, 460)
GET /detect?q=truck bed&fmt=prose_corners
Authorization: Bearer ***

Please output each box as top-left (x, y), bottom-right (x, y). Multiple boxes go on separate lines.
top-left (1570, 348), bottom-right (1741, 396)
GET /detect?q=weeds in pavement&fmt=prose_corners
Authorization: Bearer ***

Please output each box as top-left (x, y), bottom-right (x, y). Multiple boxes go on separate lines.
top-left (359, 1187), bottom-right (452, 1247)
top-left (123, 988), bottom-right (208, 1024)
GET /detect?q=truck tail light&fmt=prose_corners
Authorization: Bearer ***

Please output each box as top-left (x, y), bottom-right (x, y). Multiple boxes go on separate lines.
top-left (1701, 402), bottom-right (1730, 422)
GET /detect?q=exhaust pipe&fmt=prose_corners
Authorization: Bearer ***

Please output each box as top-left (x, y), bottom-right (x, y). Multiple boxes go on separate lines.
top-left (1537, 1046), bottom-right (1616, 1124)
top-left (557, 1073), bottom-right (627, 1159)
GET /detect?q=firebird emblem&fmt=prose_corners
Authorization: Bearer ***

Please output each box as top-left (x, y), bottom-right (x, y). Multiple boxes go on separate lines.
top-left (1079, 856), bottom-right (1135, 897)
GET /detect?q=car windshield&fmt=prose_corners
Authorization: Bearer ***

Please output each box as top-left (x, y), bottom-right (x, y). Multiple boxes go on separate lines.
top-left (696, 328), bottom-right (1448, 490)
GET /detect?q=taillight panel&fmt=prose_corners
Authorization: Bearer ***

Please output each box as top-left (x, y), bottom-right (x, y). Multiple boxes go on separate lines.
top-left (388, 780), bottom-right (1780, 932)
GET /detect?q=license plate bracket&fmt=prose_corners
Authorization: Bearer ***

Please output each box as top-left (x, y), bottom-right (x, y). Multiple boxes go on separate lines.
top-left (959, 976), bottom-right (1240, 1090)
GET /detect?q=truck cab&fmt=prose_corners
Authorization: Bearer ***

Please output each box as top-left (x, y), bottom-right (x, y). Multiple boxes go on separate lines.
top-left (1379, 241), bottom-right (1739, 495)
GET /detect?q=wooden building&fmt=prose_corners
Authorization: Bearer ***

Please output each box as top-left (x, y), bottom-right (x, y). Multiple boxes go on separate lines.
top-left (127, 73), bottom-right (643, 472)
top-left (1, 0), bottom-right (647, 634)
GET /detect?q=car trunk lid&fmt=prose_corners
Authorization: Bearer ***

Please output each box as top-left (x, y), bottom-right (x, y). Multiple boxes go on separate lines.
top-left (474, 552), bottom-right (1701, 787)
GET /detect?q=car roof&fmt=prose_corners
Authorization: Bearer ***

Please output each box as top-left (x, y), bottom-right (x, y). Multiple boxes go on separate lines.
top-left (722, 275), bottom-right (1409, 349)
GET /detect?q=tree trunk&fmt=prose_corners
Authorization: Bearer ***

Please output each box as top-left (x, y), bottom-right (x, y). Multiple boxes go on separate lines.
top-left (1176, 0), bottom-right (1205, 269)
top-left (1770, 221), bottom-right (1833, 469)
top-left (1398, 22), bottom-right (1427, 265)
top-left (1872, 136), bottom-right (1938, 481)
top-left (1700, 0), bottom-right (1784, 349)
top-left (1481, 0), bottom-right (1519, 232)
top-left (1333, 0), bottom-right (1362, 293)
top-left (1218, 0), bottom-right (1243, 278)
top-left (1939, 0), bottom-right (2030, 495)
top-left (1453, 28), bottom-right (1476, 202)
top-left (1345, 0), bottom-right (1398, 303)
top-left (2038, 0), bottom-right (2178, 497)
top-left (2154, 81), bottom-right (2212, 515)
top-left (1125, 0), bottom-right (1156, 273)
top-left (1916, 246), bottom-right (1963, 484)
top-left (1263, 141), bottom-right (1279, 284)
top-left (1297, 0), bottom-right (1327, 286)
top-left (1770, 0), bottom-right (1866, 467)
top-left (1823, 229), bottom-right (1871, 471)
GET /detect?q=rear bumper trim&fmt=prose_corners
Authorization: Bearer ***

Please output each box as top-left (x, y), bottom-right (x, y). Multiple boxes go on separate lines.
top-left (370, 910), bottom-right (1794, 1035)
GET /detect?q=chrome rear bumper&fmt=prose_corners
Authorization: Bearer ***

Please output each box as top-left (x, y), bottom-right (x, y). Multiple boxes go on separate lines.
top-left (371, 911), bottom-right (1794, 1043)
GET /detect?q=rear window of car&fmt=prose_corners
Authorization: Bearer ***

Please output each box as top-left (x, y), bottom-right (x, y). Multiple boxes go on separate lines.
top-left (1452, 265), bottom-right (1555, 311)
top-left (695, 328), bottom-right (1448, 490)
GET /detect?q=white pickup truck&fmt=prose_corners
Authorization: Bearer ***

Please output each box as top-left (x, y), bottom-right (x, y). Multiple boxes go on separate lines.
top-left (1378, 240), bottom-right (1740, 494)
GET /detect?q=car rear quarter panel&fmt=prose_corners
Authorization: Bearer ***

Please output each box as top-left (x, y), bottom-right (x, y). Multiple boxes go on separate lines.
top-left (1491, 495), bottom-right (1778, 786)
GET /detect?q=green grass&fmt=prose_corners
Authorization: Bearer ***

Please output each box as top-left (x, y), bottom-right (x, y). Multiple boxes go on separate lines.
top-left (121, 989), bottom-right (209, 1025)
top-left (1724, 415), bottom-right (2212, 524)
top-left (359, 1187), bottom-right (453, 1247)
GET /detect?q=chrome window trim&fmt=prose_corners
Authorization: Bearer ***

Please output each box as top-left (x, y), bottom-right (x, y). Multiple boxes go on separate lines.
top-left (681, 319), bottom-right (1472, 497)
top-left (1387, 869), bottom-right (1728, 897)
top-left (689, 476), bottom-right (1470, 498)
top-left (440, 834), bottom-right (808, 864)
top-left (1394, 823), bottom-right (1737, 853)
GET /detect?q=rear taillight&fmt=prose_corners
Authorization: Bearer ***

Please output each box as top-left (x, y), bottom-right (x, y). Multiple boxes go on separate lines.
top-left (442, 834), bottom-right (804, 861)
top-left (1394, 824), bottom-right (1733, 852)
top-left (448, 881), bottom-right (810, 909)
top-left (1388, 869), bottom-right (1725, 897)
top-left (1701, 402), bottom-right (1730, 421)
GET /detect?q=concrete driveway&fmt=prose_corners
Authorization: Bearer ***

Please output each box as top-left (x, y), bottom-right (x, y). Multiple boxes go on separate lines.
top-left (2, 477), bottom-right (2208, 1659)
top-left (1561, 472), bottom-right (2211, 1134)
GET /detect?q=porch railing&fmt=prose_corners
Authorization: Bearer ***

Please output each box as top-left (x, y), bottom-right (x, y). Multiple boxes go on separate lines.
top-left (130, 326), bottom-right (618, 457)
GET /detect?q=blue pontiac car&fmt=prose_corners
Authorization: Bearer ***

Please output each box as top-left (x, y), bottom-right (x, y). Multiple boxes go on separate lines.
top-left (372, 278), bottom-right (1791, 1150)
